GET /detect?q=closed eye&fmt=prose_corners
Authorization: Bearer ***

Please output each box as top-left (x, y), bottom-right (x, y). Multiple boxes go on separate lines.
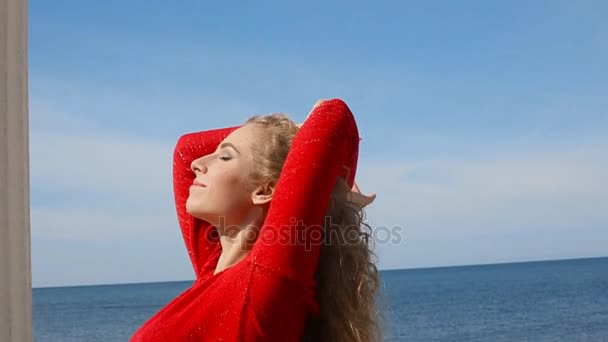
top-left (219, 156), bottom-right (231, 161)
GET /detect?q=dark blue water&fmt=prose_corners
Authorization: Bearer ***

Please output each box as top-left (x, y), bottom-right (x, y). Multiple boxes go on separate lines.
top-left (33, 257), bottom-right (608, 341)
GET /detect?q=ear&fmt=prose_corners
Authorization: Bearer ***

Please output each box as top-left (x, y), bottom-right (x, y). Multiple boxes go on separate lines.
top-left (251, 182), bottom-right (275, 205)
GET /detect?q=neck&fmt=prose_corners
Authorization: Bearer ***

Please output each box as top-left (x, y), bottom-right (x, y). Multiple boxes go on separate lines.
top-left (213, 210), bottom-right (264, 275)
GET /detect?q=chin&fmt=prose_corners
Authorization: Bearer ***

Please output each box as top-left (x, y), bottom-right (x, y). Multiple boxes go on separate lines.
top-left (186, 199), bottom-right (205, 218)
top-left (186, 202), bottom-right (216, 224)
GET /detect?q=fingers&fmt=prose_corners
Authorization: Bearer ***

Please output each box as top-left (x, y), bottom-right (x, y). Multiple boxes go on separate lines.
top-left (351, 181), bottom-right (361, 193)
top-left (307, 99), bottom-right (329, 117)
top-left (348, 191), bottom-right (377, 209)
top-left (313, 99), bottom-right (328, 108)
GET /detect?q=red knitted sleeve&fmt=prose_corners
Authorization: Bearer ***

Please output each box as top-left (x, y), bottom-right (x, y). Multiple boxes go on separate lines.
top-left (250, 98), bottom-right (360, 283)
top-left (173, 125), bottom-right (241, 279)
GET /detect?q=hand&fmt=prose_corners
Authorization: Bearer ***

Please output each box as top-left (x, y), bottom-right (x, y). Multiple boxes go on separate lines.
top-left (297, 99), bottom-right (329, 128)
top-left (348, 181), bottom-right (377, 209)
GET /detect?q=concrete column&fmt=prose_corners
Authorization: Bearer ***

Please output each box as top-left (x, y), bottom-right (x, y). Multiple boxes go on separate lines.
top-left (0, 0), bottom-right (33, 341)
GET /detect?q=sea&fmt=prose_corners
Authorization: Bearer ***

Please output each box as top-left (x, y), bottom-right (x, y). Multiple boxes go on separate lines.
top-left (33, 256), bottom-right (608, 341)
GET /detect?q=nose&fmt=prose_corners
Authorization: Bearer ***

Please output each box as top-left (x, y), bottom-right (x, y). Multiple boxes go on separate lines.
top-left (190, 156), bottom-right (208, 174)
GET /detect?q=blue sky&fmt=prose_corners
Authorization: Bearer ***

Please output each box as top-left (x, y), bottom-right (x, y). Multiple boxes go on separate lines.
top-left (29, 1), bottom-right (607, 287)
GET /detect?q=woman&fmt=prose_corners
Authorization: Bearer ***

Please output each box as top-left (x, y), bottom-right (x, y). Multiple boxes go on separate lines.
top-left (131, 99), bottom-right (381, 341)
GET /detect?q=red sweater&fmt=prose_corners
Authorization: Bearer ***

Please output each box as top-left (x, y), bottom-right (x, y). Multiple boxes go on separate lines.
top-left (131, 99), bottom-right (360, 341)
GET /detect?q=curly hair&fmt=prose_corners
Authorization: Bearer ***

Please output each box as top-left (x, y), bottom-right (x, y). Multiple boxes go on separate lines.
top-left (244, 113), bottom-right (382, 342)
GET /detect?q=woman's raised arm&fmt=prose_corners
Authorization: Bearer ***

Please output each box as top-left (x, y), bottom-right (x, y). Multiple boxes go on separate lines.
top-left (250, 98), bottom-right (360, 280)
top-left (173, 125), bottom-right (241, 279)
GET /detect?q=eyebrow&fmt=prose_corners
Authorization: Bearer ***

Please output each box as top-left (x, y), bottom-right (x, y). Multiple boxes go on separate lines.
top-left (219, 142), bottom-right (240, 155)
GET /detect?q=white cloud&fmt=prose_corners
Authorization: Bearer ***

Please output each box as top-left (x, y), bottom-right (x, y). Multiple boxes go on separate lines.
top-left (356, 142), bottom-right (608, 268)
top-left (31, 205), bottom-right (177, 241)
top-left (31, 129), bottom-right (174, 200)
top-left (361, 142), bottom-right (607, 221)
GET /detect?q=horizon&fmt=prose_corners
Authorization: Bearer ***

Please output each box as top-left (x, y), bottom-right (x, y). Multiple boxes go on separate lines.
top-left (33, 255), bottom-right (607, 289)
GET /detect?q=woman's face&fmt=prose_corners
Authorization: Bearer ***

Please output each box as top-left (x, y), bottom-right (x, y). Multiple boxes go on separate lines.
top-left (186, 124), bottom-right (266, 228)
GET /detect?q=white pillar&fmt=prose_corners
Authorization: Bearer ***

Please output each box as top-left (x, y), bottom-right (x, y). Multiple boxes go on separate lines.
top-left (0, 0), bottom-right (33, 341)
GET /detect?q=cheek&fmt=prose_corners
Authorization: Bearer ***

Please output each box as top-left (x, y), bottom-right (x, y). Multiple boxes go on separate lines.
top-left (222, 161), bottom-right (250, 184)
top-left (214, 169), bottom-right (239, 190)
top-left (212, 167), bottom-right (251, 201)
top-left (227, 175), bottom-right (252, 202)
top-left (229, 169), bottom-right (257, 204)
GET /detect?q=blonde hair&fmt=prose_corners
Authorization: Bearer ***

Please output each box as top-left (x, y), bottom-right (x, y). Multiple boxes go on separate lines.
top-left (245, 113), bottom-right (382, 342)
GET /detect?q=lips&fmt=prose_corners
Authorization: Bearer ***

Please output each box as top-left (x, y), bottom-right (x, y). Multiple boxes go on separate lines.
top-left (192, 180), bottom-right (207, 187)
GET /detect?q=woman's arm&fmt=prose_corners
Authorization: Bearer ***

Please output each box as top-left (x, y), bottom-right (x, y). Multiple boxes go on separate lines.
top-left (250, 98), bottom-right (360, 279)
top-left (173, 125), bottom-right (241, 279)
top-left (300, 113), bottom-right (374, 209)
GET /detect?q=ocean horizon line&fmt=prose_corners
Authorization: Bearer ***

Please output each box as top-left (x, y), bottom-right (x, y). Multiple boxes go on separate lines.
top-left (34, 254), bottom-right (607, 289)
